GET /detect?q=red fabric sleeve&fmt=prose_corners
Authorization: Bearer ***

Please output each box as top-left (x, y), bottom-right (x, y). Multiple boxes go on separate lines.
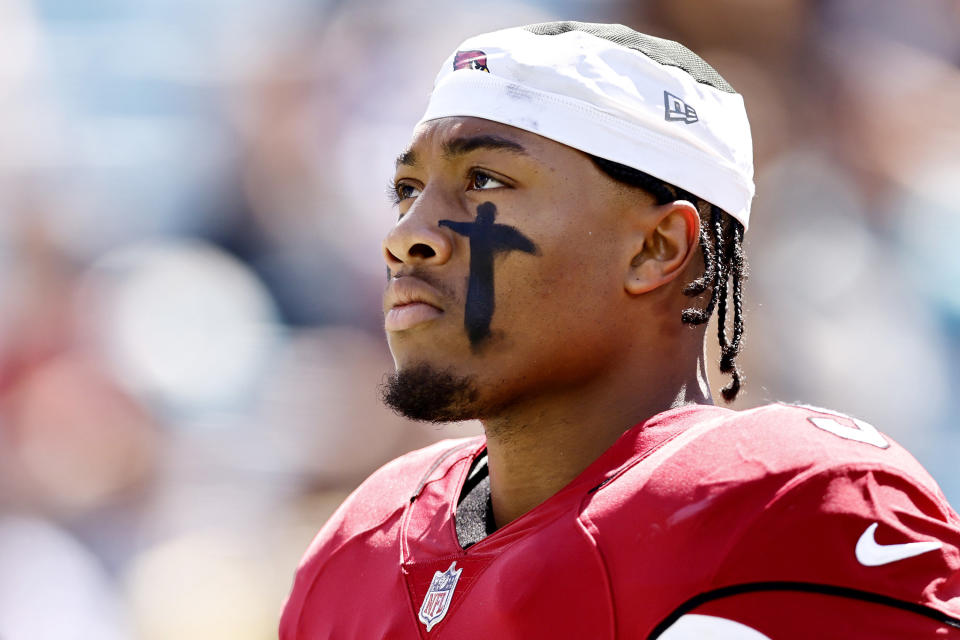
top-left (655, 590), bottom-right (960, 639)
top-left (702, 464), bottom-right (960, 637)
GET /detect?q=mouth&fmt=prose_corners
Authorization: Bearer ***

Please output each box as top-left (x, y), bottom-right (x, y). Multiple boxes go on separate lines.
top-left (384, 277), bottom-right (445, 332)
top-left (385, 302), bottom-right (443, 332)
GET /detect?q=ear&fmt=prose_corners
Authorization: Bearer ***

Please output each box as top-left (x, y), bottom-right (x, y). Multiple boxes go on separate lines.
top-left (624, 201), bottom-right (700, 295)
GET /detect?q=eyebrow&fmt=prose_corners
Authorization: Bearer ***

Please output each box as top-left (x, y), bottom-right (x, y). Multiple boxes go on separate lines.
top-left (442, 135), bottom-right (528, 160)
top-left (394, 135), bottom-right (528, 169)
top-left (395, 149), bottom-right (417, 168)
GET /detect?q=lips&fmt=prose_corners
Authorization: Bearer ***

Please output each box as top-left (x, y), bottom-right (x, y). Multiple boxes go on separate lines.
top-left (384, 276), bottom-right (445, 332)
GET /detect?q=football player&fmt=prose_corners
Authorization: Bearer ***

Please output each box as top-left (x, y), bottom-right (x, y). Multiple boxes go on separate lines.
top-left (280, 22), bottom-right (960, 638)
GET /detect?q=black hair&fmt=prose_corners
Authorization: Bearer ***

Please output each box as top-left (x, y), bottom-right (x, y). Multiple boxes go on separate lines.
top-left (381, 363), bottom-right (479, 423)
top-left (589, 155), bottom-right (748, 402)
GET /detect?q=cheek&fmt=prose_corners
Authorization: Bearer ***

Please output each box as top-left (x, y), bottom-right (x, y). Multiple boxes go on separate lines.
top-left (538, 222), bottom-right (622, 293)
top-left (489, 185), bottom-right (627, 343)
top-left (497, 232), bottom-right (624, 334)
top-left (487, 248), bottom-right (628, 387)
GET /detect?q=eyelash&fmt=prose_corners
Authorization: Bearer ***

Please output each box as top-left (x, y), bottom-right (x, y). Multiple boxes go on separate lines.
top-left (387, 170), bottom-right (507, 207)
top-left (386, 180), bottom-right (414, 206)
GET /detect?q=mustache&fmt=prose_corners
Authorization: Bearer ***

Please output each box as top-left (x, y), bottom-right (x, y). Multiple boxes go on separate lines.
top-left (390, 267), bottom-right (459, 301)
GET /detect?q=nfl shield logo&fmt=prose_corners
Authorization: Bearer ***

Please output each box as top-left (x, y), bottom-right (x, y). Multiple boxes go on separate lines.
top-left (418, 561), bottom-right (463, 631)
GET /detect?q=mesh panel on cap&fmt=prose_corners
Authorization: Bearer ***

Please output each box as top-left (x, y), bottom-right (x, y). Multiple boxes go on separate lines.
top-left (523, 21), bottom-right (735, 93)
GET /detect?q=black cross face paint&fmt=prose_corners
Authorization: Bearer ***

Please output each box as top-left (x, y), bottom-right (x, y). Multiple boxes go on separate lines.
top-left (440, 201), bottom-right (538, 349)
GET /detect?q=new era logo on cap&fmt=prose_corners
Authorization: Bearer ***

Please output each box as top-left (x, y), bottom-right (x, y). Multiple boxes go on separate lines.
top-left (664, 91), bottom-right (698, 124)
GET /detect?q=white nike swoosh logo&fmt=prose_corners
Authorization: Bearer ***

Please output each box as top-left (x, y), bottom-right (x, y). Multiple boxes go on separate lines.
top-left (855, 522), bottom-right (942, 567)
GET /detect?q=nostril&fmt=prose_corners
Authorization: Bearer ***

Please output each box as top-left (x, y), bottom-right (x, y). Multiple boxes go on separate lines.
top-left (408, 243), bottom-right (436, 259)
top-left (384, 247), bottom-right (403, 265)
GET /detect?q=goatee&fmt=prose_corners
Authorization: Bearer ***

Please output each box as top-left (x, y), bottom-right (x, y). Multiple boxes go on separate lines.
top-left (380, 363), bottom-right (479, 422)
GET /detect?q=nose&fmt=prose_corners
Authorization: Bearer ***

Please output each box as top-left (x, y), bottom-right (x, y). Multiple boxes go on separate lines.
top-left (382, 199), bottom-right (454, 271)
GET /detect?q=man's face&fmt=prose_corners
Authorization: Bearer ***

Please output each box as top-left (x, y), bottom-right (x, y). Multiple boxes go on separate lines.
top-left (382, 117), bottom-right (655, 420)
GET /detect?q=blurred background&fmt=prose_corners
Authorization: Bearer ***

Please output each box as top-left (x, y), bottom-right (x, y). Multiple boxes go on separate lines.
top-left (1, 0), bottom-right (958, 637)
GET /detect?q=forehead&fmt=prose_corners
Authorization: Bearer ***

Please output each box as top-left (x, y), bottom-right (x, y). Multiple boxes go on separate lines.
top-left (397, 116), bottom-right (581, 169)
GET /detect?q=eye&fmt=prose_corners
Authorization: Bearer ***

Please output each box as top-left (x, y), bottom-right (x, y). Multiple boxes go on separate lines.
top-left (387, 179), bottom-right (422, 205)
top-left (397, 183), bottom-right (421, 200)
top-left (469, 170), bottom-right (506, 191)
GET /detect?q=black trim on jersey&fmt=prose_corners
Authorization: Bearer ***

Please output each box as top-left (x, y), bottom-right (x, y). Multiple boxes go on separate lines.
top-left (647, 581), bottom-right (960, 639)
top-left (410, 441), bottom-right (476, 502)
top-left (455, 452), bottom-right (496, 549)
top-left (589, 476), bottom-right (614, 493)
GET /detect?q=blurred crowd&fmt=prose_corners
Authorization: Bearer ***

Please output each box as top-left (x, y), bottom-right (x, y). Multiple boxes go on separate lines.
top-left (0, 0), bottom-right (958, 638)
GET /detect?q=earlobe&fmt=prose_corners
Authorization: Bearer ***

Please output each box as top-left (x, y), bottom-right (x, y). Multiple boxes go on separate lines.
top-left (624, 202), bottom-right (700, 295)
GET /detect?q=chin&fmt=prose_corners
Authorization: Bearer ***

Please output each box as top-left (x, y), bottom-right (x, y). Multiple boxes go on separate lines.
top-left (379, 362), bottom-right (481, 423)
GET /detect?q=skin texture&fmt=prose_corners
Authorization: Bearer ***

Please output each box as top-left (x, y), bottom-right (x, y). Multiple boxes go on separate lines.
top-left (383, 116), bottom-right (713, 527)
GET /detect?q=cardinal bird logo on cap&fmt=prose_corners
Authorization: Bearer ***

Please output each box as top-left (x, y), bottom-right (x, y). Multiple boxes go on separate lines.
top-left (453, 50), bottom-right (490, 72)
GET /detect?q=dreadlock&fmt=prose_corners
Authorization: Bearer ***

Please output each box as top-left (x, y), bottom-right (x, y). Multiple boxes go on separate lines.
top-left (589, 155), bottom-right (748, 402)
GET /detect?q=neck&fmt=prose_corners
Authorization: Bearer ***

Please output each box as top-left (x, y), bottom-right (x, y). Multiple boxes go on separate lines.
top-left (482, 353), bottom-right (711, 528)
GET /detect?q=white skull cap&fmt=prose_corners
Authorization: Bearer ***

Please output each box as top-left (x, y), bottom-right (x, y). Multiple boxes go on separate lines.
top-left (417, 21), bottom-right (755, 229)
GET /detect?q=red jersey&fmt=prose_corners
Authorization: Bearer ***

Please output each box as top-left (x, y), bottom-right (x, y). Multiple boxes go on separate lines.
top-left (280, 403), bottom-right (960, 638)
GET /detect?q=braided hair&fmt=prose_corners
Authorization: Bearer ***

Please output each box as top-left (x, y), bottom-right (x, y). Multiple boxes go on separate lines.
top-left (590, 155), bottom-right (748, 402)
